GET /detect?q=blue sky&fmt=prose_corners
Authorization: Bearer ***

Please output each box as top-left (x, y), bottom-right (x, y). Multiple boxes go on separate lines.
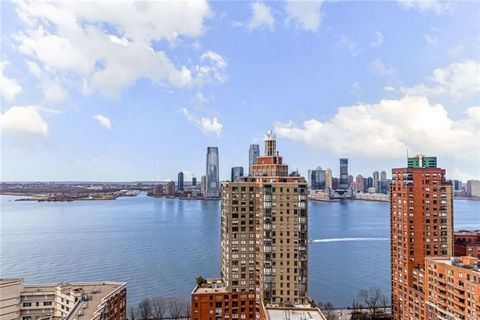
top-left (1, 0), bottom-right (479, 181)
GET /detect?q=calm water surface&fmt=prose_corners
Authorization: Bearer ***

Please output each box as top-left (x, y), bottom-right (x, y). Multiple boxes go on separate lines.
top-left (1, 195), bottom-right (478, 307)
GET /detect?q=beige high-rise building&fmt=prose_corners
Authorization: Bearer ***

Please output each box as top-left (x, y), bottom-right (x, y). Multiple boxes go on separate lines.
top-left (325, 168), bottom-right (332, 190)
top-left (221, 130), bottom-right (308, 306)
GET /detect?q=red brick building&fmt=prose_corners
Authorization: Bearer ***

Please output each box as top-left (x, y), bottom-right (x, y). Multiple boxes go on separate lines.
top-left (454, 230), bottom-right (480, 259)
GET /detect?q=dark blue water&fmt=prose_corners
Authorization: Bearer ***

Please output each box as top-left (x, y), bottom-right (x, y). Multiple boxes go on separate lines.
top-left (1, 195), bottom-right (478, 307)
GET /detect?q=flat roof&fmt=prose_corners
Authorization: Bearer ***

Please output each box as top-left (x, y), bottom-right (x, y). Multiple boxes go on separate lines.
top-left (266, 307), bottom-right (325, 320)
top-left (192, 278), bottom-right (228, 294)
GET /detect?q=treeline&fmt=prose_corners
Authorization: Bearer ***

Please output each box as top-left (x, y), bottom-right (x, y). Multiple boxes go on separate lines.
top-left (128, 297), bottom-right (191, 320)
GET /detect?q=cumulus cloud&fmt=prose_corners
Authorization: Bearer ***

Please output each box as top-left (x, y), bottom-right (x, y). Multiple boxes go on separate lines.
top-left (1, 106), bottom-right (48, 137)
top-left (275, 96), bottom-right (480, 177)
top-left (370, 31), bottom-right (384, 48)
top-left (196, 50), bottom-right (228, 84)
top-left (370, 58), bottom-right (395, 76)
top-left (246, 2), bottom-right (275, 31)
top-left (0, 61), bottom-right (22, 101)
top-left (12, 1), bottom-right (222, 97)
top-left (402, 60), bottom-right (480, 99)
top-left (397, 0), bottom-right (451, 14)
top-left (182, 107), bottom-right (223, 137)
top-left (285, 0), bottom-right (324, 31)
top-left (93, 114), bottom-right (112, 129)
top-left (422, 33), bottom-right (438, 45)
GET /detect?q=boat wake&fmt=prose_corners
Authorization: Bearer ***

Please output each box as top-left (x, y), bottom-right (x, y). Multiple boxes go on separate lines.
top-left (310, 237), bottom-right (389, 243)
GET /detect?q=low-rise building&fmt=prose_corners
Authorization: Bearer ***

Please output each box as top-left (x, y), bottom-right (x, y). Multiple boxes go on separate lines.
top-left (455, 230), bottom-right (480, 259)
top-left (0, 279), bottom-right (126, 320)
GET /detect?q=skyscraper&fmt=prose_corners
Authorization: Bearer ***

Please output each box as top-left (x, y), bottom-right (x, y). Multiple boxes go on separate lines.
top-left (373, 171), bottom-right (379, 192)
top-left (390, 154), bottom-right (453, 320)
top-left (230, 166), bottom-right (244, 182)
top-left (310, 166), bottom-right (326, 190)
top-left (325, 168), bottom-right (332, 190)
top-left (248, 144), bottom-right (260, 175)
top-left (200, 175), bottom-right (206, 196)
top-left (192, 176), bottom-right (197, 187)
top-left (380, 170), bottom-right (387, 180)
top-left (206, 147), bottom-right (219, 198)
top-left (339, 158), bottom-right (349, 190)
top-left (177, 171), bottom-right (184, 191)
top-left (192, 131), bottom-right (309, 320)
top-left (355, 174), bottom-right (365, 193)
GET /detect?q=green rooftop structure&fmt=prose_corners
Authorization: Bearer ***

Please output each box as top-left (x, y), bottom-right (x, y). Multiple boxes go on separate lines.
top-left (407, 154), bottom-right (437, 168)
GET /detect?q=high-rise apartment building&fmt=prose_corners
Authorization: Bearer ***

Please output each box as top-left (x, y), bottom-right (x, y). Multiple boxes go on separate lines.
top-left (231, 166), bottom-right (244, 182)
top-left (206, 147), bottom-right (220, 198)
top-left (380, 170), bottom-right (387, 180)
top-left (339, 158), bottom-right (349, 190)
top-left (356, 175), bottom-right (365, 193)
top-left (178, 171), bottom-right (184, 191)
top-left (200, 175), bottom-right (206, 196)
top-left (192, 176), bottom-right (197, 187)
top-left (248, 144), bottom-right (260, 175)
top-left (192, 131), bottom-right (309, 320)
top-left (390, 154), bottom-right (454, 320)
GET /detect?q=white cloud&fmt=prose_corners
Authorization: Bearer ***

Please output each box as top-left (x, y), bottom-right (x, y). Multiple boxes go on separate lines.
top-left (12, 1), bottom-right (220, 97)
top-left (0, 61), bottom-right (22, 101)
top-left (422, 33), bottom-right (438, 45)
top-left (246, 2), bottom-right (275, 31)
top-left (397, 0), bottom-right (451, 14)
top-left (370, 58), bottom-right (395, 76)
top-left (337, 35), bottom-right (361, 56)
top-left (1, 106), bottom-right (48, 137)
top-left (275, 96), bottom-right (480, 178)
top-left (370, 31), bottom-right (384, 48)
top-left (403, 60), bottom-right (480, 99)
top-left (384, 86), bottom-right (396, 92)
top-left (93, 114), bottom-right (112, 129)
top-left (196, 50), bottom-right (228, 84)
top-left (182, 107), bottom-right (223, 137)
top-left (285, 0), bottom-right (324, 32)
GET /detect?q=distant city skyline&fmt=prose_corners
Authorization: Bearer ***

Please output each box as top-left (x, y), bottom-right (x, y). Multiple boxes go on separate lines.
top-left (1, 1), bottom-right (479, 182)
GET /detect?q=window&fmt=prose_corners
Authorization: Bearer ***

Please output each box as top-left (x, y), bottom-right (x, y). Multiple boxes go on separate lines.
top-left (23, 302), bottom-right (32, 307)
top-left (43, 301), bottom-right (52, 306)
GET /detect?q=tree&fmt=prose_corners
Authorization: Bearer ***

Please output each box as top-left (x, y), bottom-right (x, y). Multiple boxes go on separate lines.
top-left (138, 298), bottom-right (152, 320)
top-left (318, 301), bottom-right (336, 320)
top-left (357, 288), bottom-right (386, 319)
top-left (129, 306), bottom-right (137, 320)
top-left (195, 276), bottom-right (206, 287)
top-left (152, 297), bottom-right (167, 320)
top-left (168, 298), bottom-right (187, 320)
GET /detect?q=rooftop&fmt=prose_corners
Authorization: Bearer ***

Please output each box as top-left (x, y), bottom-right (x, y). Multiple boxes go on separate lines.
top-left (192, 278), bottom-right (228, 294)
top-left (427, 256), bottom-right (480, 273)
top-left (265, 307), bottom-right (326, 320)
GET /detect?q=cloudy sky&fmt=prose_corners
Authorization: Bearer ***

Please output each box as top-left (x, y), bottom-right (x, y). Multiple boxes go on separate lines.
top-left (1, 0), bottom-right (479, 182)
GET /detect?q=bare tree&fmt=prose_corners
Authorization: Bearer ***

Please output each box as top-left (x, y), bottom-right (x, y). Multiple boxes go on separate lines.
top-left (357, 288), bottom-right (385, 319)
top-left (152, 297), bottom-right (167, 320)
top-left (138, 298), bottom-right (153, 320)
top-left (317, 302), bottom-right (336, 320)
top-left (168, 298), bottom-right (186, 320)
top-left (129, 306), bottom-right (137, 320)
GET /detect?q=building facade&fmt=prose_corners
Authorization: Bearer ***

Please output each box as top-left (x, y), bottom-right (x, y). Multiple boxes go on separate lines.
top-left (0, 279), bottom-right (126, 320)
top-left (325, 168), bottom-right (332, 190)
top-left (192, 131), bottom-right (310, 320)
top-left (373, 171), bottom-right (379, 192)
top-left (231, 167), bottom-right (244, 182)
top-left (206, 147), bottom-right (220, 198)
top-left (178, 172), bottom-right (184, 191)
top-left (390, 155), bottom-right (454, 320)
top-left (310, 167), bottom-right (326, 190)
top-left (339, 158), bottom-right (349, 190)
top-left (466, 180), bottom-right (480, 197)
top-left (454, 230), bottom-right (480, 259)
top-left (248, 144), bottom-right (260, 175)
top-left (355, 175), bottom-right (365, 193)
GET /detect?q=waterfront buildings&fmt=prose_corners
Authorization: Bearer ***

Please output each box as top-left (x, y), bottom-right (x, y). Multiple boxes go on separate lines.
top-left (380, 170), bottom-right (387, 181)
top-left (200, 175), bottom-right (207, 196)
top-left (166, 181), bottom-right (175, 195)
top-left (466, 179), bottom-right (480, 197)
top-left (178, 172), bottom-right (184, 191)
top-left (206, 147), bottom-right (220, 198)
top-left (356, 175), bottom-right (365, 193)
top-left (192, 176), bottom-right (197, 187)
top-left (231, 166), bottom-right (244, 182)
top-left (325, 168), bottom-right (332, 190)
top-left (191, 131), bottom-right (310, 320)
top-left (390, 154), bottom-right (455, 320)
top-left (339, 158), bottom-right (349, 190)
top-left (248, 144), bottom-right (260, 175)
top-left (0, 279), bottom-right (126, 320)
top-left (454, 230), bottom-right (480, 259)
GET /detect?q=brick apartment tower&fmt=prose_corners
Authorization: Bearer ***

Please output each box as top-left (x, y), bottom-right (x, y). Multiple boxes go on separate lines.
top-left (192, 131), bottom-right (308, 320)
top-left (390, 155), bottom-right (454, 320)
